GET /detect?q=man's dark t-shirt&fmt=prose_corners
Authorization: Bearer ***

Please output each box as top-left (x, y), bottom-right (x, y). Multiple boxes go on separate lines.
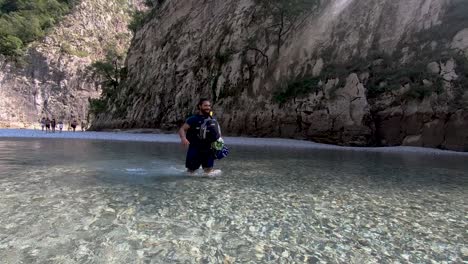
top-left (186, 114), bottom-right (212, 149)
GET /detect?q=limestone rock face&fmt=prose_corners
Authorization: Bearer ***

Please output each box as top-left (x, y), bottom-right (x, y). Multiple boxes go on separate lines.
top-left (307, 73), bottom-right (373, 146)
top-left (92, 0), bottom-right (468, 151)
top-left (452, 29), bottom-right (468, 57)
top-left (0, 0), bottom-right (143, 128)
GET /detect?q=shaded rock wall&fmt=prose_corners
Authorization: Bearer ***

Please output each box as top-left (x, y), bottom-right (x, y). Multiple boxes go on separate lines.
top-left (92, 0), bottom-right (468, 151)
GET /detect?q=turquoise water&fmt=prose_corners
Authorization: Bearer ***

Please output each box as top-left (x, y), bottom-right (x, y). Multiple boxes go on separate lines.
top-left (0, 138), bottom-right (466, 263)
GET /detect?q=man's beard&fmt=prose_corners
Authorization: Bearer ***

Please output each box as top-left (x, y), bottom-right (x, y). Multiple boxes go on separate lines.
top-left (201, 109), bottom-right (211, 116)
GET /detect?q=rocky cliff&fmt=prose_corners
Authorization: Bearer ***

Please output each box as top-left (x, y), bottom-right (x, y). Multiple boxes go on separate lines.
top-left (0, 0), bottom-right (143, 128)
top-left (92, 0), bottom-right (468, 151)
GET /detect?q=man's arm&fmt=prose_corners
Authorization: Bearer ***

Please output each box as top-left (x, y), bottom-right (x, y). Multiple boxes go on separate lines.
top-left (178, 123), bottom-right (190, 147)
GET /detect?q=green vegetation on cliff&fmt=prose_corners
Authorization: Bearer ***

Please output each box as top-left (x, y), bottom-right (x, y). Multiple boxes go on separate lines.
top-left (0, 0), bottom-right (75, 56)
top-left (273, 51), bottom-right (468, 105)
top-left (128, 10), bottom-right (147, 33)
top-left (274, 77), bottom-right (321, 104)
top-left (128, 0), bottom-right (159, 33)
top-left (87, 48), bottom-right (126, 118)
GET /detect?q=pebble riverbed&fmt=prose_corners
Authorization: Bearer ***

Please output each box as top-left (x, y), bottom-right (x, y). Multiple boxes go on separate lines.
top-left (0, 130), bottom-right (466, 263)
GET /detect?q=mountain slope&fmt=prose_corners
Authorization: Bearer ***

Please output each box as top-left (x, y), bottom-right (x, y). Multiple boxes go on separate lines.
top-left (0, 0), bottom-right (143, 128)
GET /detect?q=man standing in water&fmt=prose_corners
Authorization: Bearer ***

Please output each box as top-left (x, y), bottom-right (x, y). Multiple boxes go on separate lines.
top-left (178, 98), bottom-right (219, 174)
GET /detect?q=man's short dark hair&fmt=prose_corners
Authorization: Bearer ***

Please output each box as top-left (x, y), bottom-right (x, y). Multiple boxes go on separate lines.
top-left (198, 98), bottom-right (210, 107)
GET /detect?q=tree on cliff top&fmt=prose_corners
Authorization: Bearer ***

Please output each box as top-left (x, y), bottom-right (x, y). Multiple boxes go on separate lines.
top-left (87, 47), bottom-right (126, 118)
top-left (88, 48), bottom-right (126, 97)
top-left (253, 0), bottom-right (320, 55)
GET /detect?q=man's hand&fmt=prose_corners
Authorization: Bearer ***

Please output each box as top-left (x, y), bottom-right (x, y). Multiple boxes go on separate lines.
top-left (178, 123), bottom-right (190, 148)
top-left (181, 137), bottom-right (190, 148)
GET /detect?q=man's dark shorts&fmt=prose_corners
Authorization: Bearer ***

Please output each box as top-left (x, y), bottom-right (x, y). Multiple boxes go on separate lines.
top-left (185, 146), bottom-right (214, 171)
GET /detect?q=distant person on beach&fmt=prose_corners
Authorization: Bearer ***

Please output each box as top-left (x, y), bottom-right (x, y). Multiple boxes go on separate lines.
top-left (71, 119), bottom-right (78, 132)
top-left (51, 118), bottom-right (56, 133)
top-left (58, 121), bottom-right (64, 132)
top-left (40, 117), bottom-right (45, 131)
top-left (178, 98), bottom-right (221, 174)
top-left (45, 118), bottom-right (51, 133)
top-left (81, 121), bottom-right (86, 131)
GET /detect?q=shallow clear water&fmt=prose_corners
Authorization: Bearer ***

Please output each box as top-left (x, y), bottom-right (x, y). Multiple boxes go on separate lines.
top-left (0, 138), bottom-right (466, 263)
